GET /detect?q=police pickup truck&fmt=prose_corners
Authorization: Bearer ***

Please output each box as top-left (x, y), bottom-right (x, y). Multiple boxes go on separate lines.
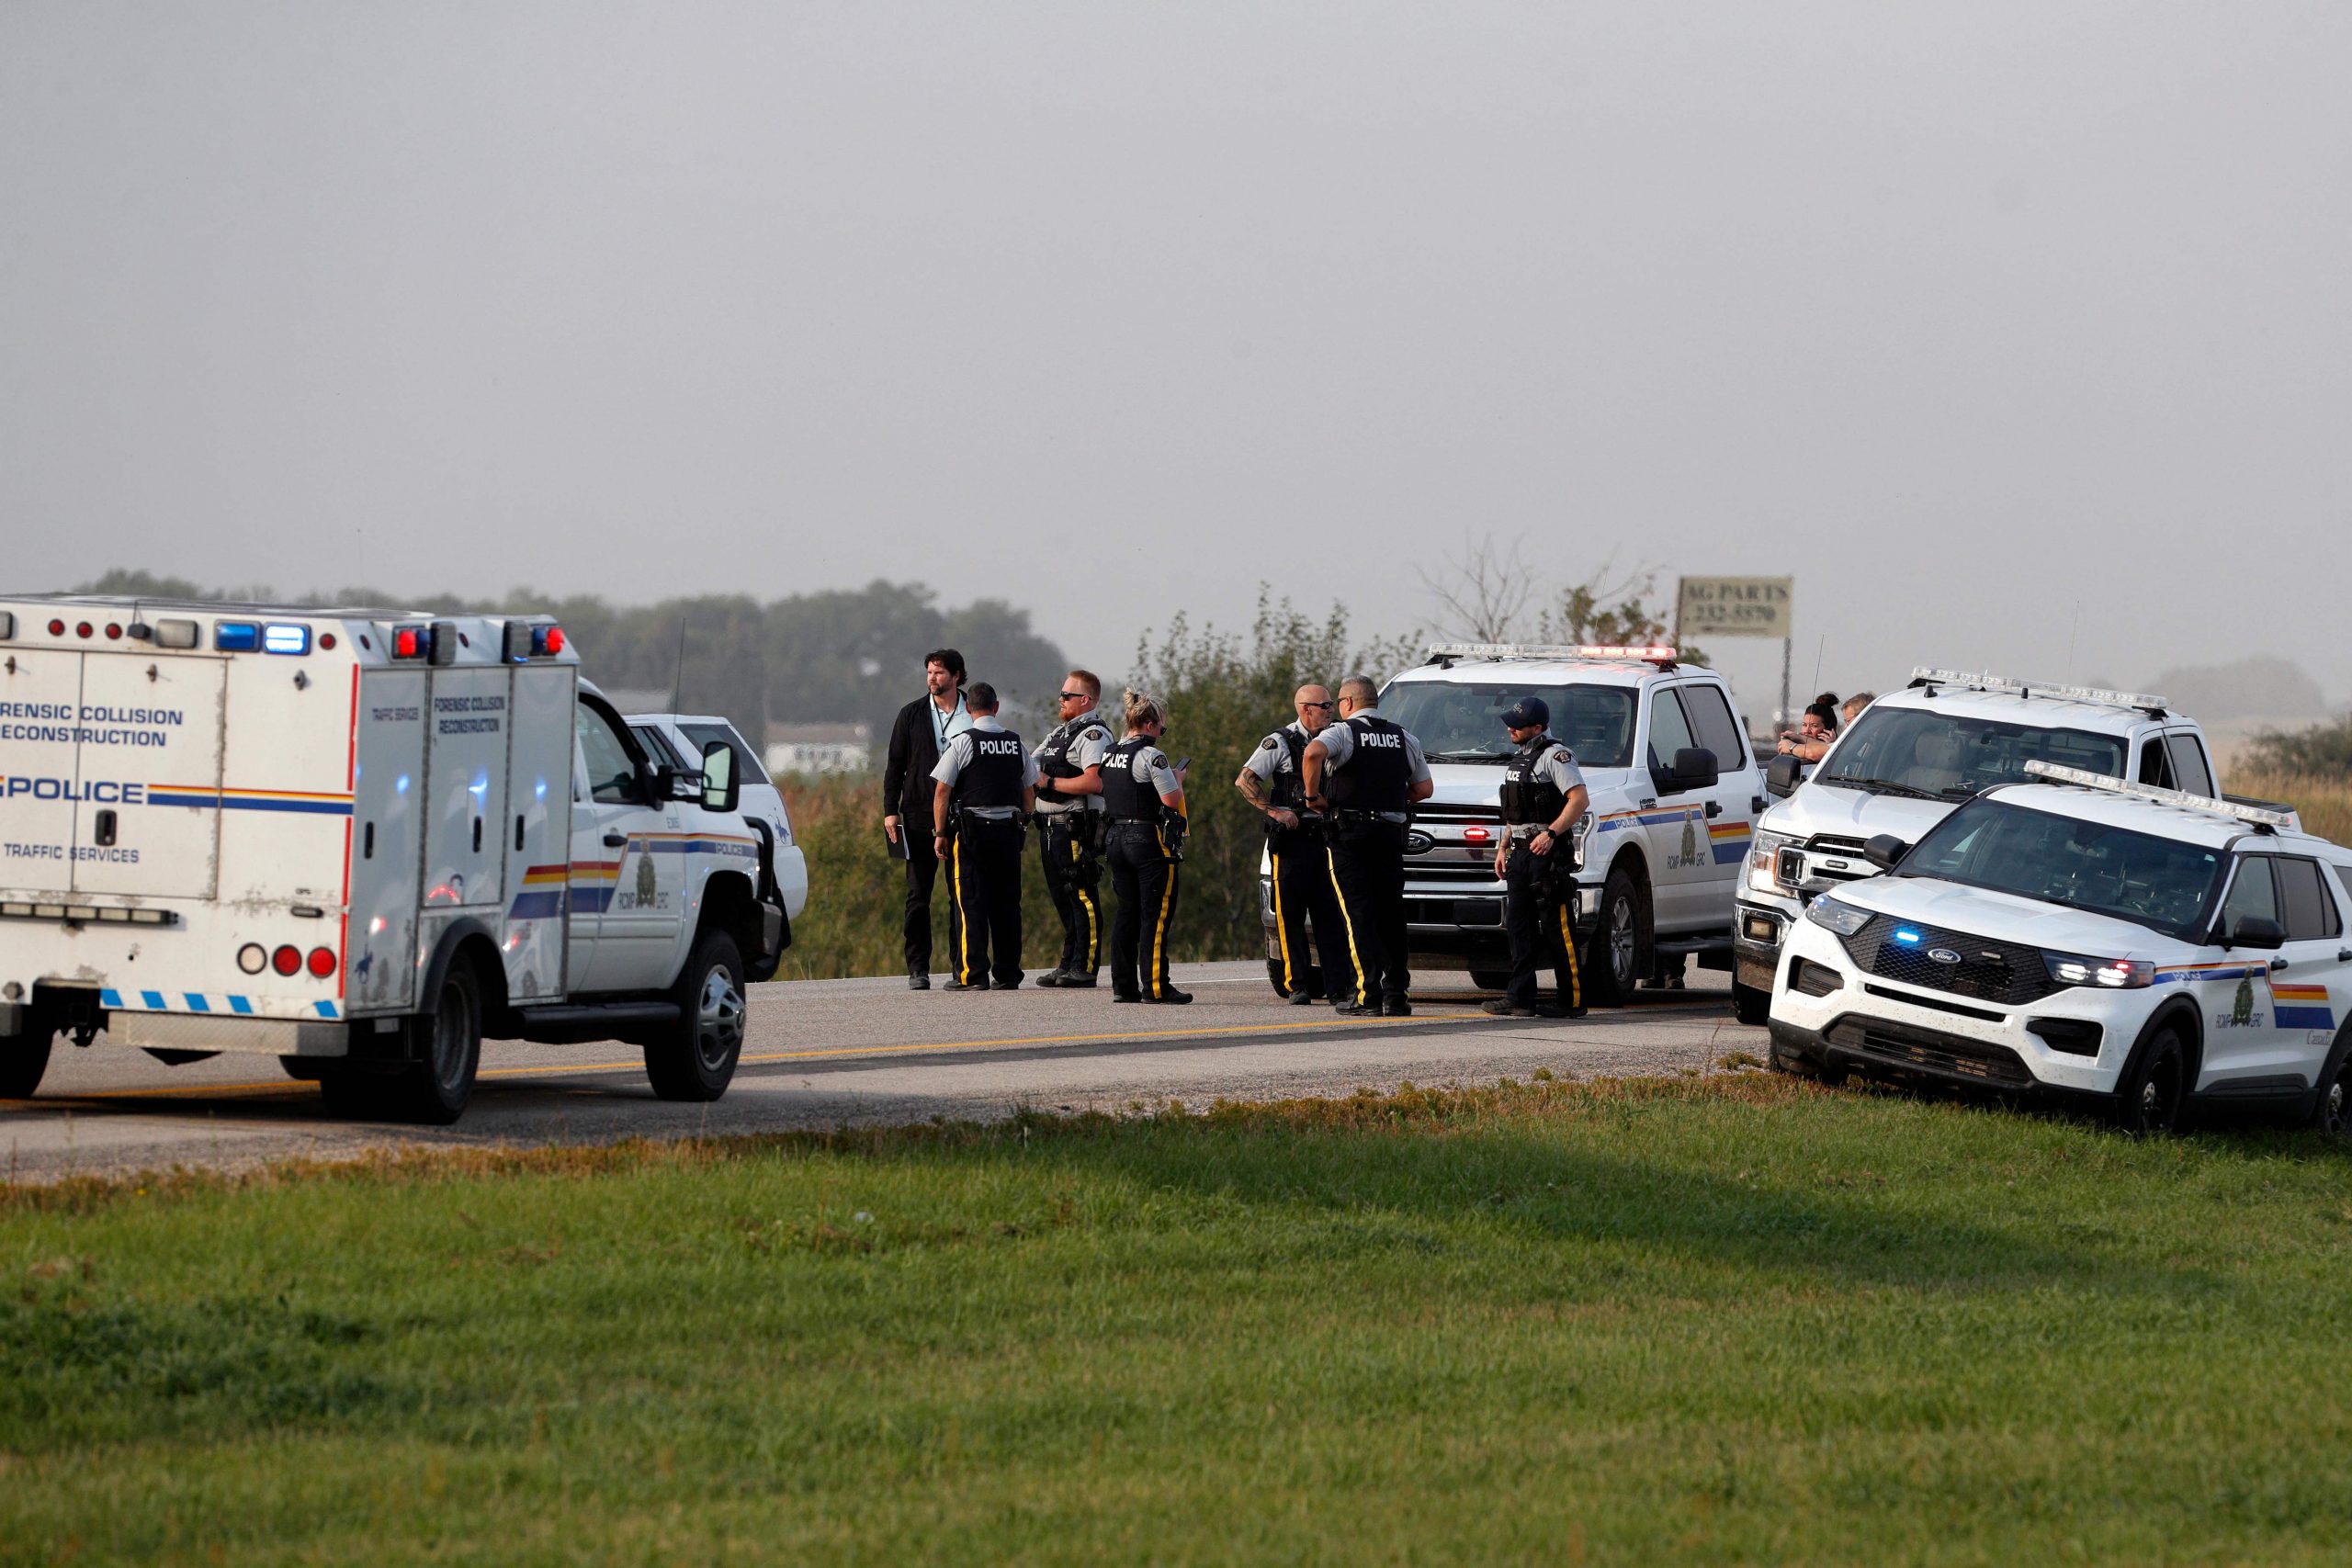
top-left (1262, 645), bottom-right (1763, 1003)
top-left (1733, 670), bottom-right (2227, 1026)
top-left (0, 596), bottom-right (792, 1122)
top-left (1770, 763), bottom-right (2352, 1134)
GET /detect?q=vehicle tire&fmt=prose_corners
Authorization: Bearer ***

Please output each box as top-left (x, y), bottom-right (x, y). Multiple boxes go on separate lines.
top-left (2310, 1027), bottom-right (2352, 1138)
top-left (0, 1010), bottom-right (53, 1100)
top-left (646, 931), bottom-right (746, 1101)
top-left (384, 958), bottom-right (483, 1125)
top-left (1581, 863), bottom-right (1649, 1008)
top-left (1265, 955), bottom-right (1323, 998)
top-left (2111, 1025), bottom-right (2188, 1135)
top-left (1732, 976), bottom-right (1770, 1027)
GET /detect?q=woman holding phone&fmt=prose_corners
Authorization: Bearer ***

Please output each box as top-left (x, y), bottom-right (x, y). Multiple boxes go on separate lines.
top-left (1098, 691), bottom-right (1190, 1004)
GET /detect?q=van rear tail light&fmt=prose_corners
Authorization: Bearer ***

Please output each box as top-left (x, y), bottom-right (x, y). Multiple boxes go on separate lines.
top-left (75, 621), bottom-right (94, 638)
top-left (307, 946), bottom-right (337, 978)
top-left (272, 944), bottom-right (302, 976)
top-left (238, 943), bottom-right (267, 975)
top-left (48, 618), bottom-right (65, 637)
top-left (154, 618), bottom-right (200, 649)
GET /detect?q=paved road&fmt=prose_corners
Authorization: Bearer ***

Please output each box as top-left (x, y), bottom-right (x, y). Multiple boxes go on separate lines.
top-left (0, 963), bottom-right (1748, 1184)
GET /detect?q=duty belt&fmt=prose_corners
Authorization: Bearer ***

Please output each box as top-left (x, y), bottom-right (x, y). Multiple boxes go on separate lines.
top-left (959, 807), bottom-right (1023, 823)
top-left (1329, 808), bottom-right (1409, 827)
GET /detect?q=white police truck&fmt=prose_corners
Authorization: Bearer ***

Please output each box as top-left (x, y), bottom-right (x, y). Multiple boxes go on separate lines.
top-left (1733, 670), bottom-right (2227, 1026)
top-left (1769, 763), bottom-right (2352, 1134)
top-left (1262, 645), bottom-right (1764, 1003)
top-left (0, 596), bottom-right (792, 1122)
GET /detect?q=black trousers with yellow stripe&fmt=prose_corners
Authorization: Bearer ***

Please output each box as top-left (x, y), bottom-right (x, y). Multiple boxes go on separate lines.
top-left (1038, 810), bottom-right (1102, 976)
top-left (1503, 840), bottom-right (1584, 1011)
top-left (947, 818), bottom-right (1026, 987)
top-left (1326, 820), bottom-right (1410, 1007)
top-left (1269, 824), bottom-right (1353, 1000)
top-left (1106, 823), bottom-right (1181, 1000)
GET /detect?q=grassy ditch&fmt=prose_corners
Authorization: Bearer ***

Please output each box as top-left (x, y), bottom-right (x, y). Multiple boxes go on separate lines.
top-left (6, 1075), bottom-right (2352, 1564)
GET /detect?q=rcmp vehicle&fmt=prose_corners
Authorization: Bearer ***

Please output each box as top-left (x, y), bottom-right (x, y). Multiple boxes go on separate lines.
top-left (628, 710), bottom-right (809, 923)
top-left (1260, 645), bottom-right (1763, 1002)
top-left (0, 596), bottom-right (792, 1122)
top-left (1733, 670), bottom-right (2225, 1026)
top-left (1769, 763), bottom-right (2352, 1134)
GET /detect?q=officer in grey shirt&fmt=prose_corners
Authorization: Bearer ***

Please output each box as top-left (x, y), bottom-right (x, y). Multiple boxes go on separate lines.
top-left (929, 683), bottom-right (1040, 990)
top-left (1484, 695), bottom-right (1591, 1019)
top-left (1301, 675), bottom-right (1435, 1016)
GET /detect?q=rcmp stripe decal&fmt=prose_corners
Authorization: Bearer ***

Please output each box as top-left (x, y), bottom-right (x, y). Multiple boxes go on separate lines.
top-left (97, 990), bottom-right (335, 1020)
top-left (507, 863), bottom-right (570, 919)
top-left (146, 784), bottom-right (356, 817)
top-left (1709, 819), bottom-right (1751, 864)
top-left (2270, 983), bottom-right (2335, 1032)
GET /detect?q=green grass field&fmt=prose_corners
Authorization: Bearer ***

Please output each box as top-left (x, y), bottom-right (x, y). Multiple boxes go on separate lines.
top-left (6, 1074), bottom-right (2352, 1565)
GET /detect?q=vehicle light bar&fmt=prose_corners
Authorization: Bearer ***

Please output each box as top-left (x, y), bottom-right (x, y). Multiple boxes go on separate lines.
top-left (214, 621), bottom-right (261, 652)
top-left (501, 618), bottom-right (568, 662)
top-left (262, 623), bottom-right (311, 656)
top-left (1427, 642), bottom-right (1679, 664)
top-left (2021, 761), bottom-right (2296, 829)
top-left (1910, 668), bottom-right (2166, 712)
top-left (0, 901), bottom-right (176, 926)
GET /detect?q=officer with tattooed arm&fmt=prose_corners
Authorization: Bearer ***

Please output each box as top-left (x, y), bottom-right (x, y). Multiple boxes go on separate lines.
top-left (1301, 675), bottom-right (1433, 1018)
top-left (1482, 696), bottom-right (1591, 1019)
top-left (1031, 669), bottom-right (1114, 987)
top-left (1237, 683), bottom-right (1354, 1005)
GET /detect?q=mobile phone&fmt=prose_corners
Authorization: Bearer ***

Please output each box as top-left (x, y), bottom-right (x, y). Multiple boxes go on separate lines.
top-left (1172, 756), bottom-right (1191, 773)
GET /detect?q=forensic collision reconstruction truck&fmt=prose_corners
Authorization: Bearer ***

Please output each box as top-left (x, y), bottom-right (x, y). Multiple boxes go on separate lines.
top-left (0, 595), bottom-right (800, 1122)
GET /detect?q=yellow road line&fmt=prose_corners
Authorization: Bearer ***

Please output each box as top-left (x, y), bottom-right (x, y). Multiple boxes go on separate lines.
top-left (17, 998), bottom-right (1727, 1104)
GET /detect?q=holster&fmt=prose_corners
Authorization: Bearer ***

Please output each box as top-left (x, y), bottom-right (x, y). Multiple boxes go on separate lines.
top-left (1157, 815), bottom-right (1188, 862)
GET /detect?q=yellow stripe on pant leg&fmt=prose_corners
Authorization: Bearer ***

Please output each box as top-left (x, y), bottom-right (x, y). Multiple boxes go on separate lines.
top-left (1557, 901), bottom-right (1582, 1010)
top-left (1077, 884), bottom-right (1098, 971)
top-left (1150, 858), bottom-right (1178, 998)
top-left (1272, 851), bottom-right (1297, 992)
top-left (1326, 847), bottom-right (1370, 1006)
top-left (952, 836), bottom-right (973, 986)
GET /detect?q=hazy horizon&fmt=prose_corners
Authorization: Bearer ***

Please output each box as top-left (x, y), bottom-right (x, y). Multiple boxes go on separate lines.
top-left (6, 4), bottom-right (2346, 721)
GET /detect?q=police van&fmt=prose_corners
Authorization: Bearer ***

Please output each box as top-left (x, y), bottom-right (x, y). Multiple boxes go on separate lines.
top-left (1261, 645), bottom-right (1763, 1003)
top-left (0, 596), bottom-right (793, 1122)
top-left (1733, 670), bottom-right (2228, 1026)
top-left (1769, 763), bottom-right (2352, 1134)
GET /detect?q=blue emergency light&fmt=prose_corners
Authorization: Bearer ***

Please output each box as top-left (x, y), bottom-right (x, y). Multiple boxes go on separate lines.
top-left (213, 622), bottom-right (261, 652)
top-left (262, 623), bottom-right (311, 656)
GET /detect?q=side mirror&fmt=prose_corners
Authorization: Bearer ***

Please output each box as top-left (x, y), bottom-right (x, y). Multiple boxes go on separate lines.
top-left (700, 739), bottom-right (740, 815)
top-left (1765, 753), bottom-right (1804, 799)
top-left (2226, 914), bottom-right (2285, 951)
top-left (1655, 746), bottom-right (1719, 795)
top-left (1864, 833), bottom-right (1909, 871)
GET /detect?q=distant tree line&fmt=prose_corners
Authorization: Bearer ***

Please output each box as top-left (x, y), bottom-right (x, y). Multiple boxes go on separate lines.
top-left (73, 570), bottom-right (1068, 746)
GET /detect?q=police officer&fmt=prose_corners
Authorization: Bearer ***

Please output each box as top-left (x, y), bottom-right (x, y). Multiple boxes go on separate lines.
top-left (1029, 669), bottom-right (1114, 988)
top-left (1482, 696), bottom-right (1592, 1019)
top-left (929, 682), bottom-right (1037, 991)
top-left (1301, 675), bottom-right (1433, 1017)
top-left (1102, 690), bottom-right (1190, 1005)
top-left (1236, 683), bottom-right (1355, 1006)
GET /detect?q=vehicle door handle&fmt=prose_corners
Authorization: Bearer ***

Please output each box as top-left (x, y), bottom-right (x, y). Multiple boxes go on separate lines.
top-left (604, 831), bottom-right (628, 848)
top-left (2339, 949), bottom-right (2352, 964)
top-left (1704, 801), bottom-right (1722, 818)
top-left (2268, 956), bottom-right (2290, 973)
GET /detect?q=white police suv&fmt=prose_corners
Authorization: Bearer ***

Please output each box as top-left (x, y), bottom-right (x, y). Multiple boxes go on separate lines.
top-left (1733, 670), bottom-right (2223, 1026)
top-left (1768, 762), bottom-right (2352, 1134)
top-left (1258, 644), bottom-right (1764, 1004)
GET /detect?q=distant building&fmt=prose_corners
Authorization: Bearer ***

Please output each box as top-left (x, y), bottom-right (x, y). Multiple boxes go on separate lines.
top-left (765, 721), bottom-right (873, 776)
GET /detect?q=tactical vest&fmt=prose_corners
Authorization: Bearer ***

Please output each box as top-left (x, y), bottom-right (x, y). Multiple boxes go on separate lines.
top-left (954, 728), bottom-right (1026, 811)
top-left (1261, 727), bottom-right (1309, 809)
top-left (1499, 736), bottom-right (1571, 826)
top-left (1035, 716), bottom-right (1109, 804)
top-left (1324, 714), bottom-right (1412, 814)
top-left (1101, 737), bottom-right (1166, 821)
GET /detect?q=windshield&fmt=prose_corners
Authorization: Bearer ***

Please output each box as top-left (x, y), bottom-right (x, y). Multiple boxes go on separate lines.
top-left (1819, 706), bottom-right (2128, 800)
top-left (1377, 681), bottom-right (1635, 767)
top-left (1898, 797), bottom-right (2222, 937)
top-left (682, 721), bottom-right (772, 786)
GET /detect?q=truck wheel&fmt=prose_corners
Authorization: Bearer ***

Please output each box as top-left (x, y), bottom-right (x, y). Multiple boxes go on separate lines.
top-left (647, 931), bottom-right (746, 1101)
top-left (390, 960), bottom-right (485, 1124)
top-left (1732, 977), bottom-right (1770, 1026)
top-left (2110, 1026), bottom-right (2188, 1135)
top-left (2313, 1027), bottom-right (2352, 1138)
top-left (0, 1010), bottom-right (53, 1099)
top-left (1582, 863), bottom-right (1649, 1008)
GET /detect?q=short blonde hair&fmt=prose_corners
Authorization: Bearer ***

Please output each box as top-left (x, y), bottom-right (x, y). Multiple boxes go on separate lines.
top-left (1123, 689), bottom-right (1167, 731)
top-left (1842, 692), bottom-right (1875, 720)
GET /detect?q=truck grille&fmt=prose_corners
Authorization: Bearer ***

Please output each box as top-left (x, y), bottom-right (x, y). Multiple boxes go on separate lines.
top-left (1791, 833), bottom-right (1874, 886)
top-left (1838, 914), bottom-right (2055, 1008)
top-left (1824, 1018), bottom-right (2036, 1089)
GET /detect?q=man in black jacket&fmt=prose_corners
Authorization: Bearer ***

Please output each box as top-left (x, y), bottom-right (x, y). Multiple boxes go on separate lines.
top-left (882, 649), bottom-right (972, 988)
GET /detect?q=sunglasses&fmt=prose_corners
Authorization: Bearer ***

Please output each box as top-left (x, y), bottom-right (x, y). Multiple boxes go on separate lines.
top-left (1058, 691), bottom-right (1091, 702)
top-left (1302, 700), bottom-right (1335, 709)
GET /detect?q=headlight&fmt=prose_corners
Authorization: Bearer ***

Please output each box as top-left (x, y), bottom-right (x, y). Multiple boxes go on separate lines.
top-left (1804, 896), bottom-right (1872, 936)
top-left (2041, 952), bottom-right (2154, 989)
top-left (1747, 829), bottom-right (1797, 895)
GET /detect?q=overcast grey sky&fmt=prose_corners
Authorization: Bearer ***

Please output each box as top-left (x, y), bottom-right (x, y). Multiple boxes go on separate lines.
top-left (5, 2), bottom-right (2347, 716)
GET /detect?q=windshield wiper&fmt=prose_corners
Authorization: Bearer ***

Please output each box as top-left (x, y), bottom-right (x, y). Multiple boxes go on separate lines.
top-left (1824, 776), bottom-right (1943, 800)
top-left (1426, 749), bottom-right (1510, 762)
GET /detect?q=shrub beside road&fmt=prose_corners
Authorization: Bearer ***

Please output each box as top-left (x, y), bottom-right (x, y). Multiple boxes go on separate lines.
top-left (6, 1075), bottom-right (2352, 1563)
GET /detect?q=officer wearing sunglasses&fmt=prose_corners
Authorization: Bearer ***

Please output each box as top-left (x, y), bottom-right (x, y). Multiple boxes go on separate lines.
top-left (1031, 669), bottom-right (1114, 987)
top-left (1237, 684), bottom-right (1355, 1005)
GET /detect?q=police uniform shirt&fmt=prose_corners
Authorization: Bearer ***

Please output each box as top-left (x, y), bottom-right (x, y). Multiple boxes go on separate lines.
top-left (1243, 719), bottom-right (1326, 807)
top-left (932, 716), bottom-right (1040, 819)
top-left (1510, 739), bottom-right (1587, 832)
top-left (1035, 709), bottom-right (1114, 816)
top-left (1316, 715), bottom-right (1431, 818)
top-left (1106, 739), bottom-right (1182, 817)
